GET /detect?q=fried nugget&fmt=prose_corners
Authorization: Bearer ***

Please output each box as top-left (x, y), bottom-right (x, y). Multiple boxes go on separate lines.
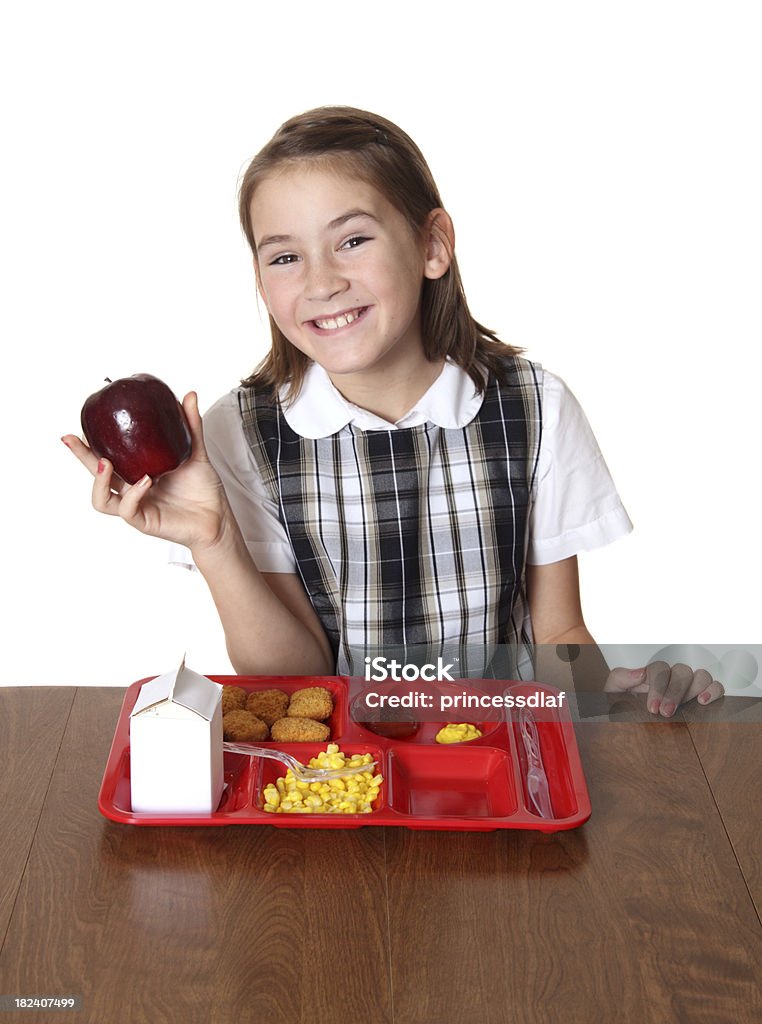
top-left (270, 717), bottom-right (331, 743)
top-left (221, 685), bottom-right (248, 715)
top-left (286, 686), bottom-right (333, 721)
top-left (245, 688), bottom-right (290, 727)
top-left (223, 710), bottom-right (269, 742)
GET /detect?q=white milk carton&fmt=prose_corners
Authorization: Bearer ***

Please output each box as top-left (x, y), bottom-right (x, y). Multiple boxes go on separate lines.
top-left (129, 659), bottom-right (224, 814)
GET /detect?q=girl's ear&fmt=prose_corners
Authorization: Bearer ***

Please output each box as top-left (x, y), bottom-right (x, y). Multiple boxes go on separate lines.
top-left (422, 208), bottom-right (455, 281)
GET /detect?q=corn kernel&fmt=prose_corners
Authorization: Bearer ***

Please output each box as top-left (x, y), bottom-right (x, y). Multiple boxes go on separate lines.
top-left (265, 745), bottom-right (383, 815)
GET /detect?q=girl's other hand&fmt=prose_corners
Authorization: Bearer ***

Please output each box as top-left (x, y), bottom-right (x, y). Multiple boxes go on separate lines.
top-left (604, 662), bottom-right (725, 717)
top-left (61, 391), bottom-right (231, 554)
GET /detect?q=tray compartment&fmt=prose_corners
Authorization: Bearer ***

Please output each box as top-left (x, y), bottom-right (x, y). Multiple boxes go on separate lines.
top-left (352, 717), bottom-right (504, 745)
top-left (405, 720), bottom-right (503, 745)
top-left (349, 678), bottom-right (507, 741)
top-left (107, 748), bottom-right (257, 816)
top-left (255, 742), bottom-right (387, 816)
top-left (218, 750), bottom-right (260, 813)
top-left (387, 744), bottom-right (518, 818)
top-left (503, 684), bottom-right (580, 819)
top-left (511, 719), bottom-right (579, 819)
top-left (220, 676), bottom-right (347, 741)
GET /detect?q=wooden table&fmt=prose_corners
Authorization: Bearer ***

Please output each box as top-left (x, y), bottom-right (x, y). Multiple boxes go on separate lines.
top-left (1, 687), bottom-right (760, 1024)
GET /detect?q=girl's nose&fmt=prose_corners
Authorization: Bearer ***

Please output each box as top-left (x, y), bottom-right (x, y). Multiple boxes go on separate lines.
top-left (304, 260), bottom-right (349, 304)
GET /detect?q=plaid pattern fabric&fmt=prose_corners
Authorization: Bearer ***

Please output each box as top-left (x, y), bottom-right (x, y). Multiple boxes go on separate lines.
top-left (238, 356), bottom-right (542, 678)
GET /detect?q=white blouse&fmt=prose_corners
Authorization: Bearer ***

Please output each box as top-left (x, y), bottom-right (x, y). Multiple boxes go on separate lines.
top-left (169, 359), bottom-right (632, 572)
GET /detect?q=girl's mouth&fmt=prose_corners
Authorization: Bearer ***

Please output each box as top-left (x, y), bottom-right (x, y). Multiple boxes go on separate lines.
top-left (310, 306), bottom-right (369, 332)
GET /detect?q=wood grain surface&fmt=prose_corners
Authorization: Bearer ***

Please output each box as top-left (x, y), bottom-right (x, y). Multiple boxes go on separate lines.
top-left (0, 688), bottom-right (760, 1024)
top-left (684, 702), bottom-right (762, 916)
top-left (0, 688), bottom-right (75, 941)
top-left (385, 720), bottom-right (762, 1024)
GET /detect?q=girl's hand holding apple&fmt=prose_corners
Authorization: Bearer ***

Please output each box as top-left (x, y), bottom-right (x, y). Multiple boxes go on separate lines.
top-left (63, 388), bottom-right (232, 556)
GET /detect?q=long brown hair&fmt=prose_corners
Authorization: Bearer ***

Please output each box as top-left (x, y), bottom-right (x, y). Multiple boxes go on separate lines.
top-left (238, 106), bottom-right (520, 400)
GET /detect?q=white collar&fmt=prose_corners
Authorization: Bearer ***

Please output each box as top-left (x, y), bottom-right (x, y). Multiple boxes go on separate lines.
top-left (280, 359), bottom-right (484, 438)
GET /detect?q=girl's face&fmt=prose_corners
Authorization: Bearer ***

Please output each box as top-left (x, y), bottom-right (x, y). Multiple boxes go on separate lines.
top-left (250, 163), bottom-right (449, 386)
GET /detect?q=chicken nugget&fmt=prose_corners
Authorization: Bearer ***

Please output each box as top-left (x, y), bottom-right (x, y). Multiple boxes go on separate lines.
top-left (223, 710), bottom-right (269, 742)
top-left (245, 688), bottom-right (290, 726)
top-left (221, 685), bottom-right (248, 715)
top-left (287, 686), bottom-right (333, 721)
top-left (270, 717), bottom-right (331, 743)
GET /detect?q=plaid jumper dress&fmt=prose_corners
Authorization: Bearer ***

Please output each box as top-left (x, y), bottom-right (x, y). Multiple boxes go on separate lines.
top-left (238, 356), bottom-right (543, 679)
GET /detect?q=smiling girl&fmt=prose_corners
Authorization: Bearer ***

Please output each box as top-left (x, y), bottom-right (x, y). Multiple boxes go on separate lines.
top-left (64, 106), bottom-right (724, 713)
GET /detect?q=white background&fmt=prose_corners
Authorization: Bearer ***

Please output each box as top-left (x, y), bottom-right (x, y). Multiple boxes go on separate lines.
top-left (2, 1), bottom-right (760, 686)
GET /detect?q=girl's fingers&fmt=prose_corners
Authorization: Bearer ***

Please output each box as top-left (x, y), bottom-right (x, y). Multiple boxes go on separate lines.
top-left (681, 668), bottom-right (714, 703)
top-left (87, 455), bottom-right (154, 530)
top-left (657, 663), bottom-right (694, 717)
top-left (606, 662), bottom-right (725, 714)
top-left (697, 678), bottom-right (725, 706)
top-left (603, 667), bottom-right (649, 694)
top-left (182, 391), bottom-right (209, 461)
top-left (657, 667), bottom-right (722, 716)
top-left (644, 661), bottom-right (671, 714)
top-left (63, 435), bottom-right (126, 495)
top-left (116, 474), bottom-right (153, 526)
top-left (62, 434), bottom-right (100, 474)
top-left (91, 459), bottom-right (123, 515)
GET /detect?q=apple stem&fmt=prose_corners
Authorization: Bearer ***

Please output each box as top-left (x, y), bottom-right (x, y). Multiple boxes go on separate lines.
top-left (104, 378), bottom-right (112, 383)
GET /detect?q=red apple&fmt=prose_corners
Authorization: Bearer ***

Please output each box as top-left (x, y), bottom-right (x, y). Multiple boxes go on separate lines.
top-left (80, 374), bottom-right (192, 484)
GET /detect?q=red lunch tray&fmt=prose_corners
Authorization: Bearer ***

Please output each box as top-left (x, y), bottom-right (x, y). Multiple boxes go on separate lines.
top-left (98, 675), bottom-right (592, 833)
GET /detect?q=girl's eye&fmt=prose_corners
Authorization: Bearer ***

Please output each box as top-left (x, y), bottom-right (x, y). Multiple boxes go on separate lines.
top-left (270, 253), bottom-right (299, 266)
top-left (340, 235), bottom-right (371, 250)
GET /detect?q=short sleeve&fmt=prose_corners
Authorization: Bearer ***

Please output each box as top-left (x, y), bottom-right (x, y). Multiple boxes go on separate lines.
top-left (167, 391), bottom-right (297, 574)
top-left (526, 371), bottom-right (633, 565)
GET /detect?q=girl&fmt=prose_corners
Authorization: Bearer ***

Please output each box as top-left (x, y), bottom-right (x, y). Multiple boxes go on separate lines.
top-left (64, 106), bottom-right (723, 715)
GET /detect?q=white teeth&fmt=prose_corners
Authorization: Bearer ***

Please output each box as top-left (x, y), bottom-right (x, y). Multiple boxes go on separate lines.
top-left (314, 308), bottom-right (363, 330)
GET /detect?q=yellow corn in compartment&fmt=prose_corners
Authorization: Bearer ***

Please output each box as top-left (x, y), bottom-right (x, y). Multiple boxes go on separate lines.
top-left (263, 743), bottom-right (382, 814)
top-left (435, 723), bottom-right (483, 744)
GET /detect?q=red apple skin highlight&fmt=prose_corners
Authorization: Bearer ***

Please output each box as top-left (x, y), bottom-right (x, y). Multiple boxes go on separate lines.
top-left (80, 374), bottom-right (192, 485)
